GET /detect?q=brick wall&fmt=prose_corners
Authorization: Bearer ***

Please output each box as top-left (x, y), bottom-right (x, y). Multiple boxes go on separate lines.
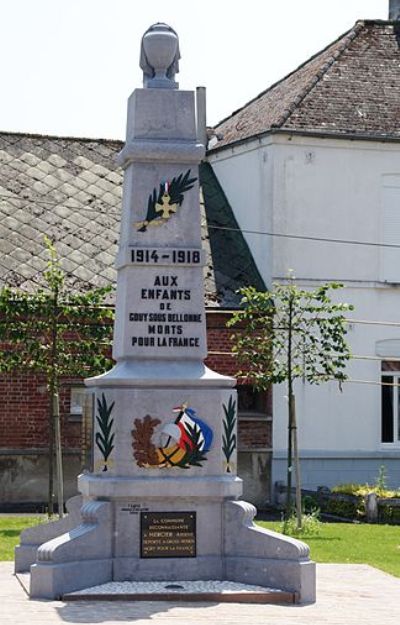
top-left (205, 311), bottom-right (272, 453)
top-left (238, 420), bottom-right (272, 450)
top-left (0, 373), bottom-right (82, 451)
top-left (205, 311), bottom-right (237, 376)
top-left (0, 309), bottom-right (273, 506)
top-left (0, 311), bottom-right (271, 456)
top-left (0, 311), bottom-right (241, 450)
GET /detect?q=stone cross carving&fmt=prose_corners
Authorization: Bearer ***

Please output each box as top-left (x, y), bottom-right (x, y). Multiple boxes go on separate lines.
top-left (140, 22), bottom-right (180, 89)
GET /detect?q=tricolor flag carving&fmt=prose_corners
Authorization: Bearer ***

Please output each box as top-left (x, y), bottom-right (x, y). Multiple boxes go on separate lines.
top-left (132, 403), bottom-right (213, 469)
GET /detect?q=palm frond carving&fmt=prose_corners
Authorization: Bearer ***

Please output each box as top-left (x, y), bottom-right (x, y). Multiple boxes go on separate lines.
top-left (176, 423), bottom-right (208, 468)
top-left (95, 393), bottom-right (115, 472)
top-left (168, 169), bottom-right (197, 206)
top-left (136, 169), bottom-right (197, 232)
top-left (222, 396), bottom-right (237, 473)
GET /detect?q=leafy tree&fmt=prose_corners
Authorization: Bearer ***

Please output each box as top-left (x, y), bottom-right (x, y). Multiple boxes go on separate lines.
top-left (0, 238), bottom-right (114, 517)
top-left (228, 280), bottom-right (353, 528)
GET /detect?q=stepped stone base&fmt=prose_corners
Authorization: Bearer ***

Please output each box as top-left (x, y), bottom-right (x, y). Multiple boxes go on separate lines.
top-left (62, 579), bottom-right (298, 604)
top-left (17, 496), bottom-right (315, 603)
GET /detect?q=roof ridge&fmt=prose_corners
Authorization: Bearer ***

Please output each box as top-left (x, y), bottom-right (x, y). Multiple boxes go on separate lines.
top-left (0, 129), bottom-right (123, 146)
top-left (214, 22), bottom-right (362, 130)
top-left (271, 20), bottom-right (366, 129)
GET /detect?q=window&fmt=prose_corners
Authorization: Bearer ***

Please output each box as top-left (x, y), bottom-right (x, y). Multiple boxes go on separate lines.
top-left (69, 386), bottom-right (86, 419)
top-left (237, 384), bottom-right (270, 419)
top-left (381, 362), bottom-right (400, 445)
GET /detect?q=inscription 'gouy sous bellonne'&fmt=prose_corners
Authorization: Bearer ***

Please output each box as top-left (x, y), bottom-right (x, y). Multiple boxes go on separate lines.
top-left (129, 313), bottom-right (202, 323)
top-left (141, 511), bottom-right (196, 558)
top-left (130, 274), bottom-right (203, 349)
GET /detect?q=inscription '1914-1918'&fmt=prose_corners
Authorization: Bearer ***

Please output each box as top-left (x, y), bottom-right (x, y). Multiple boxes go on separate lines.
top-left (131, 248), bottom-right (201, 265)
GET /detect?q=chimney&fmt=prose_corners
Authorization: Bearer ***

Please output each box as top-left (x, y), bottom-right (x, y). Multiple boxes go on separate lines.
top-left (389, 0), bottom-right (400, 19)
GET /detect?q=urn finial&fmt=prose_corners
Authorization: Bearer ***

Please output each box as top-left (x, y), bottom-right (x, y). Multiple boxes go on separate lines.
top-left (140, 23), bottom-right (180, 89)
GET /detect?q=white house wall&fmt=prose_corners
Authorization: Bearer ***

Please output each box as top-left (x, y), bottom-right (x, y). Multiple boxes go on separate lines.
top-left (271, 135), bottom-right (400, 283)
top-left (209, 134), bottom-right (400, 491)
top-left (208, 138), bottom-right (274, 287)
top-left (273, 285), bottom-right (400, 489)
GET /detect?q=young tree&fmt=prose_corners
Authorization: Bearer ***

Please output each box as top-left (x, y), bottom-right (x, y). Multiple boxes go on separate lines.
top-left (228, 280), bottom-right (353, 529)
top-left (0, 238), bottom-right (114, 517)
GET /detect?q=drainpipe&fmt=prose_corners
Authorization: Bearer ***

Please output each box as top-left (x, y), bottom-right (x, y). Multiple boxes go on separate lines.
top-left (196, 86), bottom-right (207, 154)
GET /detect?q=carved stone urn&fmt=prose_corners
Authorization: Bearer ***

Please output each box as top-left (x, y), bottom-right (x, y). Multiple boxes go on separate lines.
top-left (141, 23), bottom-right (179, 88)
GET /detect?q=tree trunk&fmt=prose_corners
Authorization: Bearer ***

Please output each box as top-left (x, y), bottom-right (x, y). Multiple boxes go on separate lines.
top-left (47, 395), bottom-right (54, 517)
top-left (50, 284), bottom-right (64, 518)
top-left (53, 388), bottom-right (64, 518)
top-left (291, 394), bottom-right (302, 530)
top-left (285, 292), bottom-right (294, 522)
top-left (285, 394), bottom-right (293, 521)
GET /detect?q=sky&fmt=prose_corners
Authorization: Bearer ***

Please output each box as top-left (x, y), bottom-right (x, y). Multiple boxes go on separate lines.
top-left (0, 0), bottom-right (389, 140)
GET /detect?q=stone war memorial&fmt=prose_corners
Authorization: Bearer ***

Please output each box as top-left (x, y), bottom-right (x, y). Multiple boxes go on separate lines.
top-left (15, 23), bottom-right (316, 603)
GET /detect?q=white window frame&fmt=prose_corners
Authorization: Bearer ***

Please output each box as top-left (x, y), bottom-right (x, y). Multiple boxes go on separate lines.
top-left (69, 386), bottom-right (87, 418)
top-left (381, 372), bottom-right (400, 448)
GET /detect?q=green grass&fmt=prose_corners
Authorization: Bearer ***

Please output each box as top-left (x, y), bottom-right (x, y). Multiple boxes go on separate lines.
top-left (257, 521), bottom-right (400, 578)
top-left (0, 517), bottom-right (43, 560)
top-left (1, 517), bottom-right (399, 579)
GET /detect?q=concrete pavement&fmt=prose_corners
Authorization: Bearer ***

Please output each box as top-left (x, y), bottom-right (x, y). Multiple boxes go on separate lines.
top-left (1, 561), bottom-right (399, 624)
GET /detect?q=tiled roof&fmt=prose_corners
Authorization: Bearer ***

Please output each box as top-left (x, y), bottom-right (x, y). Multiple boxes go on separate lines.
top-left (213, 20), bottom-right (400, 149)
top-left (200, 162), bottom-right (265, 305)
top-left (0, 131), bottom-right (264, 307)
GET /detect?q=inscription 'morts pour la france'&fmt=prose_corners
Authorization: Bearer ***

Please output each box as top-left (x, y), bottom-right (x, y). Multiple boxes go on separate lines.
top-left (141, 511), bottom-right (196, 558)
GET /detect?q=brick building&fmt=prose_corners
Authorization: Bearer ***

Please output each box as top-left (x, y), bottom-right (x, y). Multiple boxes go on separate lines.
top-left (0, 132), bottom-right (271, 509)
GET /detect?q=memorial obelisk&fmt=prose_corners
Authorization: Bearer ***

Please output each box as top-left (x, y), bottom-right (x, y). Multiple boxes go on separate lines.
top-left (80, 21), bottom-right (241, 580)
top-left (27, 24), bottom-right (315, 602)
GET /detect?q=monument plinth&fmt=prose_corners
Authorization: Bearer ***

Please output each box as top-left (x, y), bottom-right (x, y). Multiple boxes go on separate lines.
top-left (18, 23), bottom-right (315, 603)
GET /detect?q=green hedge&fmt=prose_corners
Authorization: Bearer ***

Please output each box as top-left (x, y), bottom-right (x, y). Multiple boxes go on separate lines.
top-left (318, 483), bottom-right (400, 523)
top-left (323, 494), bottom-right (364, 520)
top-left (378, 502), bottom-right (400, 524)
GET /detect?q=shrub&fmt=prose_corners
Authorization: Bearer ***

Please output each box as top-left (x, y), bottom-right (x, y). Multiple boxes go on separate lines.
top-left (281, 508), bottom-right (321, 537)
top-left (324, 494), bottom-right (364, 520)
top-left (302, 494), bottom-right (318, 513)
top-left (378, 502), bottom-right (400, 524)
top-left (375, 464), bottom-right (388, 491)
top-left (331, 483), bottom-right (400, 498)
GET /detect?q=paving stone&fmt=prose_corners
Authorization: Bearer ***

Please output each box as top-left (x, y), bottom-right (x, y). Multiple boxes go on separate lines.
top-left (2, 563), bottom-right (400, 625)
